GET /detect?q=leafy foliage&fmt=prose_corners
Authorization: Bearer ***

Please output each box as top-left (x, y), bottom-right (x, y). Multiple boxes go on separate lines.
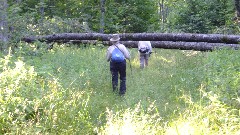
top-left (6, 0), bottom-right (160, 34)
top-left (205, 48), bottom-right (240, 107)
top-left (0, 47), bottom-right (94, 134)
top-left (0, 44), bottom-right (239, 134)
top-left (168, 0), bottom-right (237, 34)
top-left (4, 0), bottom-right (240, 36)
top-left (1, 0), bottom-right (240, 134)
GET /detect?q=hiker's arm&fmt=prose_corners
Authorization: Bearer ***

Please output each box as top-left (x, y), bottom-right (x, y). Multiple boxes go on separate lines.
top-left (138, 41), bottom-right (141, 50)
top-left (123, 48), bottom-right (130, 60)
top-left (106, 48), bottom-right (111, 62)
top-left (148, 41), bottom-right (152, 52)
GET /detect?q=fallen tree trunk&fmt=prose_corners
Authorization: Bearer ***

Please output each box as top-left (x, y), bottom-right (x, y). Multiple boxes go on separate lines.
top-left (57, 40), bottom-right (240, 51)
top-left (122, 41), bottom-right (240, 51)
top-left (155, 41), bottom-right (240, 51)
top-left (22, 33), bottom-right (240, 44)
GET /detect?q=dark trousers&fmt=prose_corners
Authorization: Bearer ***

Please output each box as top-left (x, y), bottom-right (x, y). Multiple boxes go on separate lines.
top-left (110, 60), bottom-right (126, 95)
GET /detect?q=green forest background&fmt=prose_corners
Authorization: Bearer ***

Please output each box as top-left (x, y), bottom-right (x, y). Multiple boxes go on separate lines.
top-left (0, 0), bottom-right (240, 135)
top-left (1, 0), bottom-right (240, 43)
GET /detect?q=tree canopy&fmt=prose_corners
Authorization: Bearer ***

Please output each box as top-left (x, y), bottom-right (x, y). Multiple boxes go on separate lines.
top-left (0, 0), bottom-right (239, 46)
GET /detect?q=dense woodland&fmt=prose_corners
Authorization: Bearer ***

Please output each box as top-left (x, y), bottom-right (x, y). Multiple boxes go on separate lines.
top-left (1, 0), bottom-right (240, 134)
top-left (1, 0), bottom-right (240, 48)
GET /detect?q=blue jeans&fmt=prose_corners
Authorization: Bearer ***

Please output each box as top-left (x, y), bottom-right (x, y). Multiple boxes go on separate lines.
top-left (110, 60), bottom-right (126, 95)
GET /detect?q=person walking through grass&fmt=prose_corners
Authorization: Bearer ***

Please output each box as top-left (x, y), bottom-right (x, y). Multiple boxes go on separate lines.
top-left (106, 34), bottom-right (130, 96)
top-left (138, 41), bottom-right (152, 69)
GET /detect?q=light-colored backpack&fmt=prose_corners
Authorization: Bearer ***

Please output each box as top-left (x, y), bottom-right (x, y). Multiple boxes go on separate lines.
top-left (139, 45), bottom-right (149, 53)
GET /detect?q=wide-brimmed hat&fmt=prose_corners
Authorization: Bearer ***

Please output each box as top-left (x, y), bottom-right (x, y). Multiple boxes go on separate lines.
top-left (110, 34), bottom-right (120, 41)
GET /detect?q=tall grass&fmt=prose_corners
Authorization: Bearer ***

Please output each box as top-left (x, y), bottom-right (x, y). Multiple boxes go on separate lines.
top-left (0, 43), bottom-right (239, 134)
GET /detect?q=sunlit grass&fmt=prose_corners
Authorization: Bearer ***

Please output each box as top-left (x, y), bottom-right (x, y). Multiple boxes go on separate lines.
top-left (0, 43), bottom-right (239, 134)
top-left (96, 102), bottom-right (163, 135)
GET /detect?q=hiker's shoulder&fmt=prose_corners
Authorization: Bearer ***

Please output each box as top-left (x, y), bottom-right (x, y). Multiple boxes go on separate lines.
top-left (109, 44), bottom-right (117, 48)
top-left (117, 43), bottom-right (127, 48)
top-left (107, 45), bottom-right (115, 51)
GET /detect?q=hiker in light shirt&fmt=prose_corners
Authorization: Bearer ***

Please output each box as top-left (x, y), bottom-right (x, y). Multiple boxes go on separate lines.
top-left (138, 41), bottom-right (152, 69)
top-left (106, 34), bottom-right (130, 96)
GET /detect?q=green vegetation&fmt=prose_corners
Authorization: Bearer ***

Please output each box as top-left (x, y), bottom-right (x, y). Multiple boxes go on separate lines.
top-left (0, 0), bottom-right (239, 134)
top-left (3, 0), bottom-right (238, 42)
top-left (0, 43), bottom-right (239, 134)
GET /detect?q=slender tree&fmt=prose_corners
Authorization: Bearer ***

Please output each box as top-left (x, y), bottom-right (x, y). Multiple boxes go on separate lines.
top-left (158, 0), bottom-right (167, 31)
top-left (235, 0), bottom-right (240, 18)
top-left (100, 0), bottom-right (105, 33)
top-left (39, 0), bottom-right (45, 27)
top-left (0, 0), bottom-right (8, 51)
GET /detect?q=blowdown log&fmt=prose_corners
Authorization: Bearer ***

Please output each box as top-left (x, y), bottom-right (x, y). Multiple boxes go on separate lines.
top-left (121, 41), bottom-right (240, 51)
top-left (22, 33), bottom-right (240, 51)
top-left (58, 40), bottom-right (240, 51)
top-left (22, 33), bottom-right (240, 43)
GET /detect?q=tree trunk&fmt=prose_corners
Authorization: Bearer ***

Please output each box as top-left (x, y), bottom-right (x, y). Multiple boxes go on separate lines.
top-left (0, 0), bottom-right (8, 51)
top-left (159, 0), bottom-right (163, 31)
top-left (121, 41), bottom-right (240, 51)
top-left (235, 0), bottom-right (240, 18)
top-left (51, 40), bottom-right (240, 51)
top-left (22, 33), bottom-right (240, 44)
top-left (39, 0), bottom-right (45, 27)
top-left (100, 0), bottom-right (105, 33)
top-left (159, 0), bottom-right (166, 26)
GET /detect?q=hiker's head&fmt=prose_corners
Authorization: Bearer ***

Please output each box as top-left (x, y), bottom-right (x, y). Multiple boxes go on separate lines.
top-left (110, 34), bottom-right (120, 44)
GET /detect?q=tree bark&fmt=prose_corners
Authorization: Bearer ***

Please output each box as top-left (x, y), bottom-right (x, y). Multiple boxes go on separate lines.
top-left (39, 0), bottom-right (45, 27)
top-left (235, 0), bottom-right (240, 18)
top-left (100, 0), bottom-right (105, 33)
top-left (22, 33), bottom-right (240, 44)
top-left (121, 41), bottom-right (240, 51)
top-left (0, 0), bottom-right (8, 51)
top-left (55, 40), bottom-right (240, 51)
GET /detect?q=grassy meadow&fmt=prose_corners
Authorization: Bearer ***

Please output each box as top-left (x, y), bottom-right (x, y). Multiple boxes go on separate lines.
top-left (0, 42), bottom-right (239, 134)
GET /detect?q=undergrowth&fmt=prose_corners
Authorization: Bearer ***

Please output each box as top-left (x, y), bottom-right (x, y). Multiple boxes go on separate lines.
top-left (0, 43), bottom-right (239, 134)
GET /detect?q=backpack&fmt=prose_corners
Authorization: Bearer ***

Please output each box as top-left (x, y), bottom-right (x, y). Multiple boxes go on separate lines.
top-left (111, 46), bottom-right (125, 62)
top-left (139, 46), bottom-right (149, 53)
